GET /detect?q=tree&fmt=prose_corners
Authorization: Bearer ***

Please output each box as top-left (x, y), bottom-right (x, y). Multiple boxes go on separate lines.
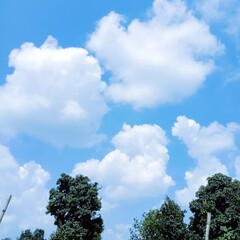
top-left (33, 229), bottom-right (45, 240)
top-left (18, 230), bottom-right (34, 240)
top-left (189, 173), bottom-right (240, 239)
top-left (129, 197), bottom-right (188, 240)
top-left (17, 229), bottom-right (45, 240)
top-left (46, 173), bottom-right (103, 240)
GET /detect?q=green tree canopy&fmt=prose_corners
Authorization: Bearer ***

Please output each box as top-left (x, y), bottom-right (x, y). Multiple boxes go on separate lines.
top-left (17, 229), bottom-right (45, 240)
top-left (189, 173), bottom-right (240, 240)
top-left (130, 196), bottom-right (188, 240)
top-left (46, 173), bottom-right (103, 240)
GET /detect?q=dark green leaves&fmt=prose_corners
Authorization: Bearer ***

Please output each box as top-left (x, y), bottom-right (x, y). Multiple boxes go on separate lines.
top-left (17, 229), bottom-right (45, 240)
top-left (189, 173), bottom-right (240, 239)
top-left (130, 173), bottom-right (240, 240)
top-left (46, 173), bottom-right (103, 240)
top-left (130, 197), bottom-right (188, 240)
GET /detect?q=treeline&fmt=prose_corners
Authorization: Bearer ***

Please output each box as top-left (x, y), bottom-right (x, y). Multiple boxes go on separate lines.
top-left (2, 173), bottom-right (240, 240)
top-left (130, 173), bottom-right (240, 239)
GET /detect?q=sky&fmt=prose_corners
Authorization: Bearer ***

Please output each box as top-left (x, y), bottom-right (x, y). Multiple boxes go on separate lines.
top-left (0, 0), bottom-right (240, 239)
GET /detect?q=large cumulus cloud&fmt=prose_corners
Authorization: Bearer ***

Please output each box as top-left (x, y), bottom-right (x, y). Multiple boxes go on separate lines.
top-left (0, 36), bottom-right (107, 147)
top-left (88, 0), bottom-right (223, 108)
top-left (72, 123), bottom-right (174, 200)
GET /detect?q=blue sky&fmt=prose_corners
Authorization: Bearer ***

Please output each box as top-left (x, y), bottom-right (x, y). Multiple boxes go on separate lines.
top-left (0, 0), bottom-right (240, 239)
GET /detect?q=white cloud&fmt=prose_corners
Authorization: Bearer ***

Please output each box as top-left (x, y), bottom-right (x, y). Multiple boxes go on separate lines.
top-left (195, 0), bottom-right (227, 22)
top-left (0, 145), bottom-right (53, 239)
top-left (72, 123), bottom-right (174, 200)
top-left (235, 156), bottom-right (240, 179)
top-left (87, 0), bottom-right (223, 108)
top-left (172, 116), bottom-right (240, 205)
top-left (195, 0), bottom-right (240, 84)
top-left (196, 0), bottom-right (240, 49)
top-left (104, 224), bottom-right (131, 240)
top-left (0, 36), bottom-right (107, 147)
top-left (195, 0), bottom-right (239, 25)
top-left (101, 200), bottom-right (119, 213)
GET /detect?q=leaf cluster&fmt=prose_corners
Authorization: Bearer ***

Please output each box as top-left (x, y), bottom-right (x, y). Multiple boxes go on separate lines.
top-left (189, 173), bottom-right (240, 239)
top-left (17, 229), bottom-right (45, 240)
top-left (46, 173), bottom-right (103, 240)
top-left (130, 197), bottom-right (188, 240)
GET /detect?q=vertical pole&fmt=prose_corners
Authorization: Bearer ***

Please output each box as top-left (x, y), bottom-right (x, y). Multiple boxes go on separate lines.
top-left (0, 195), bottom-right (12, 224)
top-left (205, 212), bottom-right (211, 240)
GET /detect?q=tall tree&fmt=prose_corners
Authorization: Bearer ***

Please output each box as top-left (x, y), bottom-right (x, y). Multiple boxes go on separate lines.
top-left (46, 173), bottom-right (103, 240)
top-left (130, 197), bottom-right (188, 240)
top-left (189, 173), bottom-right (240, 239)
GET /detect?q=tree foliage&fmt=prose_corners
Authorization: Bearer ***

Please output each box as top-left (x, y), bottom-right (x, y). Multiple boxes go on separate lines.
top-left (129, 197), bottom-right (188, 240)
top-left (189, 173), bottom-right (240, 240)
top-left (46, 173), bottom-right (103, 240)
top-left (17, 229), bottom-right (45, 240)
